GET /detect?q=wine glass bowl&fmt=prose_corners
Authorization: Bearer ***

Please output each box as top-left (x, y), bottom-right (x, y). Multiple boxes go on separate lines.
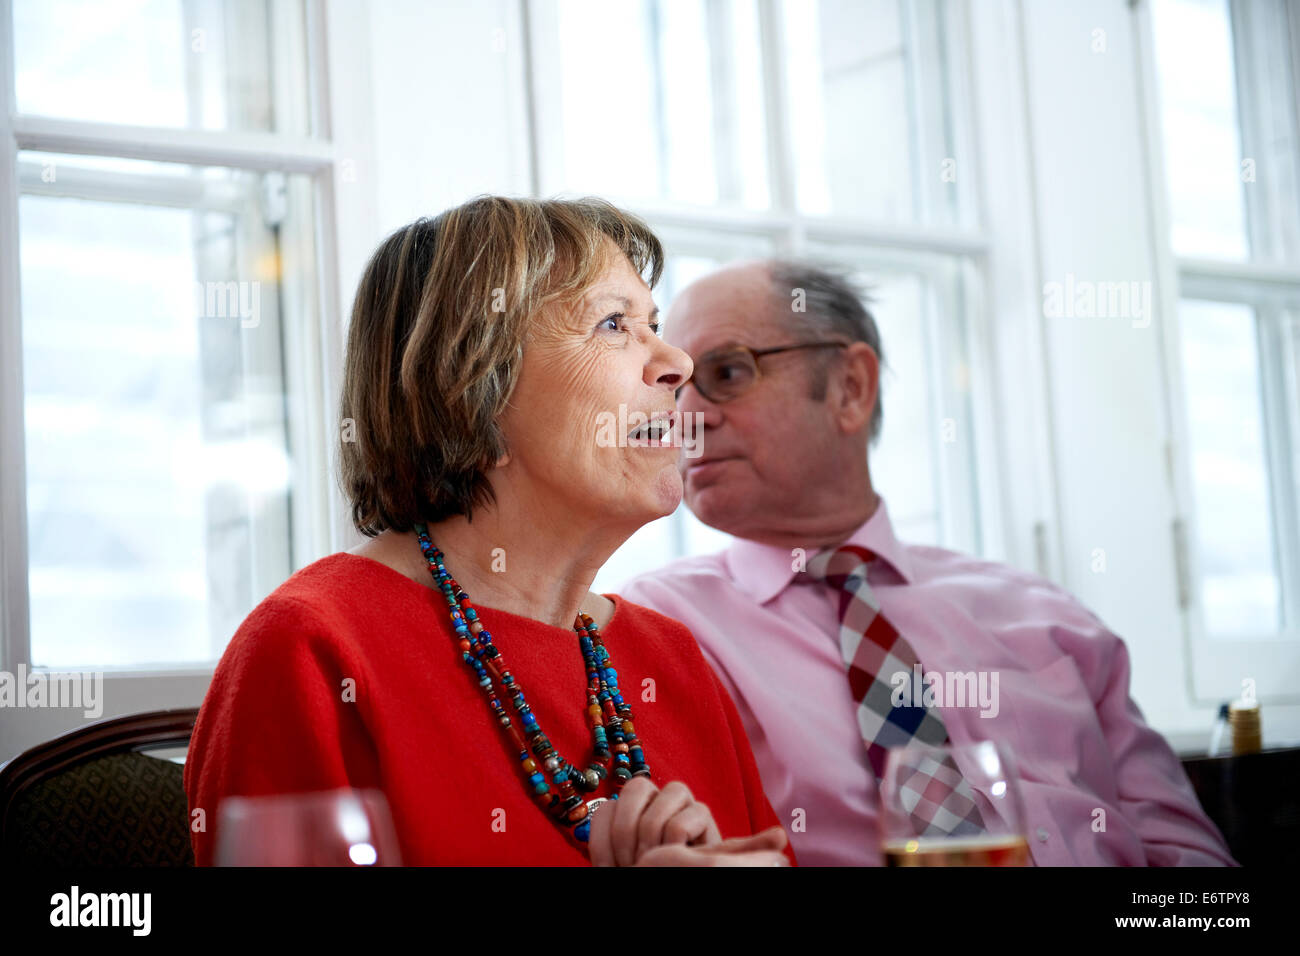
top-left (214, 788), bottom-right (402, 867)
top-left (879, 741), bottom-right (1030, 866)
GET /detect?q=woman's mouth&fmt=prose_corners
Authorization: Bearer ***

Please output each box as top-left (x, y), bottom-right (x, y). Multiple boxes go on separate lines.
top-left (626, 410), bottom-right (678, 447)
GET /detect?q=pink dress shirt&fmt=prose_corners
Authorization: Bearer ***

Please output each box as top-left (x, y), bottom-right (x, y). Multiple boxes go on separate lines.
top-left (620, 498), bottom-right (1237, 866)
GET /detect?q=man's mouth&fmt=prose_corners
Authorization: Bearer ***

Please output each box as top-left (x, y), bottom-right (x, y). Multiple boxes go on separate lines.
top-left (687, 456), bottom-right (737, 470)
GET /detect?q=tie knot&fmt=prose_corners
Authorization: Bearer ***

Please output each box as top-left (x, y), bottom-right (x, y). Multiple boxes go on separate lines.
top-left (796, 544), bottom-right (877, 590)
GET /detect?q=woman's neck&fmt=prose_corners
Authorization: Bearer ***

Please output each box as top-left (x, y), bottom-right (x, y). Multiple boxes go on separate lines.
top-left (428, 508), bottom-right (621, 629)
top-left (352, 499), bottom-right (627, 631)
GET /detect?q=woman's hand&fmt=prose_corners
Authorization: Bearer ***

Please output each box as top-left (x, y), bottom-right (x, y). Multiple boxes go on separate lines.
top-left (632, 828), bottom-right (791, 866)
top-left (587, 776), bottom-right (790, 866)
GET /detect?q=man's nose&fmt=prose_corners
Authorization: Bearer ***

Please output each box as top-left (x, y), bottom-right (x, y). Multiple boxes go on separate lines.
top-left (675, 377), bottom-right (722, 435)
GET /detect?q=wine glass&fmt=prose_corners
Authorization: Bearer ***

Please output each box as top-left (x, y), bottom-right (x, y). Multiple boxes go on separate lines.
top-left (214, 788), bottom-right (403, 866)
top-left (879, 741), bottom-right (1030, 866)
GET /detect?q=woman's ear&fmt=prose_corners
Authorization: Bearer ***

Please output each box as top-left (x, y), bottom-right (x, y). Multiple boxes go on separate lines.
top-left (493, 433), bottom-right (512, 468)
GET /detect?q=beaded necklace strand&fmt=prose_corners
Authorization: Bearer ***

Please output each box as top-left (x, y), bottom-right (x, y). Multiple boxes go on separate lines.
top-left (414, 524), bottom-right (650, 845)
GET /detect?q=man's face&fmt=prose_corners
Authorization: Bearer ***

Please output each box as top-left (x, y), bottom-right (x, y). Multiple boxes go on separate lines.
top-left (667, 265), bottom-right (845, 538)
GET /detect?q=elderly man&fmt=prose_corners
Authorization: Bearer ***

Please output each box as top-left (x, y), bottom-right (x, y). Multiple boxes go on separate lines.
top-left (621, 260), bottom-right (1236, 867)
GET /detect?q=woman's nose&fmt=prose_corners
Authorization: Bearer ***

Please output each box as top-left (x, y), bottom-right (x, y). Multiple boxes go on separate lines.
top-left (648, 338), bottom-right (693, 391)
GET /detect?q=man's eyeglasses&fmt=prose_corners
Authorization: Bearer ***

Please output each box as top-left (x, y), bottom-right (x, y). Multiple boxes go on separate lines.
top-left (675, 341), bottom-right (851, 404)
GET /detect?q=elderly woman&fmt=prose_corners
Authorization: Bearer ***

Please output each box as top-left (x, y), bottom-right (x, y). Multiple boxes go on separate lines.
top-left (184, 196), bottom-right (794, 866)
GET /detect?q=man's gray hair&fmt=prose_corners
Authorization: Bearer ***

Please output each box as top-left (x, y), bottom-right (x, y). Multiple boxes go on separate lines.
top-left (767, 260), bottom-right (884, 443)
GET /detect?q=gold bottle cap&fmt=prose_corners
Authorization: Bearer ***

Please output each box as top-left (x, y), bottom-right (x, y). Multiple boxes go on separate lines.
top-left (1228, 699), bottom-right (1262, 754)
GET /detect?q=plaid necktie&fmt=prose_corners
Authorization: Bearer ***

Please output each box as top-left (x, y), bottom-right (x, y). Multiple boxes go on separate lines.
top-left (798, 544), bottom-right (988, 838)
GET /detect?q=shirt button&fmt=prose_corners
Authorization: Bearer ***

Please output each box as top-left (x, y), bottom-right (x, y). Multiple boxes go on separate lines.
top-left (1036, 827), bottom-right (1050, 842)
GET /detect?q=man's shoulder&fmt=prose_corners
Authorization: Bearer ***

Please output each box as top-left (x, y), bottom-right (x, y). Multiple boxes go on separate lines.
top-left (904, 542), bottom-right (1120, 666)
top-left (618, 549), bottom-right (761, 626)
top-left (909, 543), bottom-right (1092, 606)
top-left (620, 548), bottom-right (738, 600)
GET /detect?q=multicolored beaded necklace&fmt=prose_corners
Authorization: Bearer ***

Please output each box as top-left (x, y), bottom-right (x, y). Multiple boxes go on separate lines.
top-left (414, 524), bottom-right (650, 845)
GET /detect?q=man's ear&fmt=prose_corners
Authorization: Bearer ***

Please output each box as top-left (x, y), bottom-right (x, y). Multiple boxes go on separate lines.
top-left (832, 342), bottom-right (879, 435)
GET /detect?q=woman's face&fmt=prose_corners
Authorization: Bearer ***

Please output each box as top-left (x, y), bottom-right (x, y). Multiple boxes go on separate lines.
top-left (495, 243), bottom-right (693, 532)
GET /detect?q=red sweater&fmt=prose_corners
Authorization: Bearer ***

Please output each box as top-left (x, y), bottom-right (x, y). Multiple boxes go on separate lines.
top-left (185, 553), bottom-right (797, 866)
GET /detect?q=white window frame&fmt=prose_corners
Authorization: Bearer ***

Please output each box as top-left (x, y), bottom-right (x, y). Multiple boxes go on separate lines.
top-left (1135, 0), bottom-right (1300, 704)
top-left (0, 0), bottom-right (373, 760)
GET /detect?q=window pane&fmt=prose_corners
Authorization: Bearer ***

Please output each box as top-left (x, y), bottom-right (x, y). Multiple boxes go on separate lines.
top-left (782, 0), bottom-right (969, 225)
top-left (19, 152), bottom-right (316, 668)
top-left (1152, 0), bottom-right (1300, 263)
top-left (1150, 0), bottom-right (1249, 258)
top-left (536, 0), bottom-right (769, 208)
top-left (1178, 299), bottom-right (1280, 636)
top-left (13, 0), bottom-right (311, 135)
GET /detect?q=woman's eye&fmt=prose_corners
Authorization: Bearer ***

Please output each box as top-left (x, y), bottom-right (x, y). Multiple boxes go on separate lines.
top-left (599, 313), bottom-right (625, 332)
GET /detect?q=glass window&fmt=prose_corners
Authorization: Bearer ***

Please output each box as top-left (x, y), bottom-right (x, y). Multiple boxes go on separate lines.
top-left (13, 0), bottom-right (311, 135)
top-left (781, 0), bottom-right (971, 225)
top-left (1178, 299), bottom-right (1281, 637)
top-left (1150, 0), bottom-right (1249, 258)
top-left (18, 151), bottom-right (318, 668)
top-left (532, 0), bottom-right (769, 208)
top-left (1151, 0), bottom-right (1300, 262)
top-left (1151, 0), bottom-right (1300, 643)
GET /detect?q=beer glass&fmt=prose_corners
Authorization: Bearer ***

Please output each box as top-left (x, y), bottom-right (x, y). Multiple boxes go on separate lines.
top-left (880, 741), bottom-right (1030, 866)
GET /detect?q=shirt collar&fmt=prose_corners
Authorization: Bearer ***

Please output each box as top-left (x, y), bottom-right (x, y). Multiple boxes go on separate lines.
top-left (723, 497), bottom-right (915, 605)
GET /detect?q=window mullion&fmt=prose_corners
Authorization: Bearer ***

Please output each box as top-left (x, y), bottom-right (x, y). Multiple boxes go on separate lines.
top-left (756, 0), bottom-right (795, 218)
top-left (705, 0), bottom-right (741, 205)
top-left (1256, 306), bottom-right (1300, 631)
top-left (0, 0), bottom-right (33, 673)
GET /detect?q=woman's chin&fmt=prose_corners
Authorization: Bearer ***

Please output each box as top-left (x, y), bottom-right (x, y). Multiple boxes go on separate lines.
top-left (626, 468), bottom-right (684, 523)
top-left (654, 464), bottom-right (685, 510)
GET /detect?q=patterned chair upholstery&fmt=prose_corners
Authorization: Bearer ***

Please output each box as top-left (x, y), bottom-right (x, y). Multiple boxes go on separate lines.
top-left (0, 709), bottom-right (198, 867)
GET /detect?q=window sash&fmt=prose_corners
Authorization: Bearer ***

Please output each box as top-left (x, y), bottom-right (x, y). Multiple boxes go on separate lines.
top-left (1176, 269), bottom-right (1300, 640)
top-left (0, 0), bottom-right (345, 678)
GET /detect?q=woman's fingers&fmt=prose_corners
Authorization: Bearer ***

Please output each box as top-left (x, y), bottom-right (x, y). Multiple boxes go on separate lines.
top-left (708, 848), bottom-right (791, 866)
top-left (632, 781), bottom-right (721, 861)
top-left (587, 775), bottom-right (659, 867)
top-left (586, 795), bottom-right (616, 868)
top-left (710, 825), bottom-right (788, 855)
top-left (635, 841), bottom-right (791, 867)
top-left (609, 776), bottom-right (661, 866)
top-left (588, 777), bottom-right (773, 866)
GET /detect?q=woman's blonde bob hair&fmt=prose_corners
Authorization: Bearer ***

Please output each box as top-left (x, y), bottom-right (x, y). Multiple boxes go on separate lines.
top-left (339, 195), bottom-right (664, 536)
